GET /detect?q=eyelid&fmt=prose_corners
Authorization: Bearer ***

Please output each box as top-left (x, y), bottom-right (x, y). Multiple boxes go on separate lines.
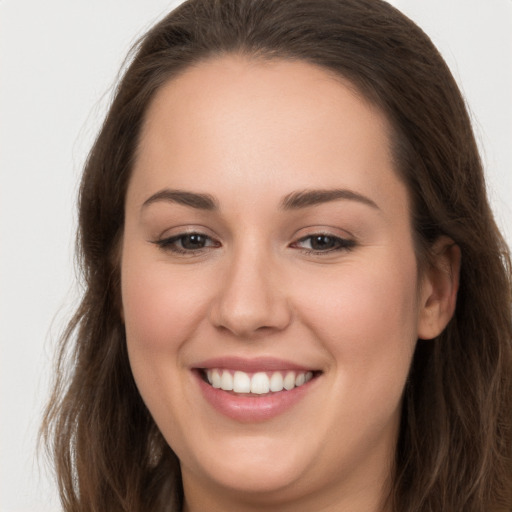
top-left (151, 227), bottom-right (221, 255)
top-left (154, 224), bottom-right (217, 239)
top-left (289, 226), bottom-right (357, 255)
top-left (292, 234), bottom-right (355, 252)
top-left (150, 225), bottom-right (356, 256)
top-left (291, 225), bottom-right (355, 243)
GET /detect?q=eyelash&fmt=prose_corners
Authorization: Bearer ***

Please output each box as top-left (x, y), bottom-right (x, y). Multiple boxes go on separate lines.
top-left (153, 233), bottom-right (220, 255)
top-left (292, 234), bottom-right (356, 254)
top-left (154, 231), bottom-right (356, 256)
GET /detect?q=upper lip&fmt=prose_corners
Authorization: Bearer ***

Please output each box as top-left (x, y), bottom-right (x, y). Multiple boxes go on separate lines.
top-left (193, 356), bottom-right (318, 373)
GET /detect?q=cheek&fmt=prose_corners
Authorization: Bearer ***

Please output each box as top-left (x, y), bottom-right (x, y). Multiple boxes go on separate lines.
top-left (296, 249), bottom-right (420, 396)
top-left (120, 246), bottom-right (220, 434)
top-left (121, 255), bottom-right (209, 355)
top-left (120, 248), bottom-right (213, 441)
top-left (342, 266), bottom-right (418, 352)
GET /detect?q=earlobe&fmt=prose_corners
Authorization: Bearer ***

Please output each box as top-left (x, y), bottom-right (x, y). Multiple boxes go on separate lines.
top-left (417, 236), bottom-right (461, 340)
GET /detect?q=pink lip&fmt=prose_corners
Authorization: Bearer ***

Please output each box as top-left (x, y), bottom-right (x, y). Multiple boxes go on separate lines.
top-left (193, 356), bottom-right (315, 373)
top-left (191, 357), bottom-right (320, 423)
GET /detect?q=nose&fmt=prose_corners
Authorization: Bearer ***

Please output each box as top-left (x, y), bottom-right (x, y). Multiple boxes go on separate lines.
top-left (209, 245), bottom-right (292, 338)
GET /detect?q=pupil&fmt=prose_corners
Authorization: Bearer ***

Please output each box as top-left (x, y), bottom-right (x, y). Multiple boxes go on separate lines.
top-left (182, 234), bottom-right (205, 249)
top-left (311, 235), bottom-right (335, 250)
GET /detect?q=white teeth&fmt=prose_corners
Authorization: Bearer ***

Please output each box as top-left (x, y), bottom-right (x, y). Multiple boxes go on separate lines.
top-left (211, 369), bottom-right (221, 388)
top-left (233, 371), bottom-right (251, 393)
top-left (251, 372), bottom-right (270, 394)
top-left (205, 368), bottom-right (315, 394)
top-left (221, 370), bottom-right (233, 391)
top-left (283, 371), bottom-right (296, 390)
top-left (295, 373), bottom-right (305, 386)
top-left (269, 372), bottom-right (284, 392)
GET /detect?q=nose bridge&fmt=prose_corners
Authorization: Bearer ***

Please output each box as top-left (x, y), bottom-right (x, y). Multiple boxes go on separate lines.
top-left (210, 236), bottom-right (291, 336)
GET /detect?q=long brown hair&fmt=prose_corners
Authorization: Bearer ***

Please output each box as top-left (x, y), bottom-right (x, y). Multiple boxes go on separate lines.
top-left (42, 0), bottom-right (512, 510)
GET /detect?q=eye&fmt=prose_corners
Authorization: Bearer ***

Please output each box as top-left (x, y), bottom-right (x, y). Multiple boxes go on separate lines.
top-left (153, 232), bottom-right (220, 254)
top-left (292, 234), bottom-right (355, 254)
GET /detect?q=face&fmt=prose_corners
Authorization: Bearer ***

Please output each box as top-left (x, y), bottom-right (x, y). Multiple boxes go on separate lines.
top-left (121, 57), bottom-right (431, 510)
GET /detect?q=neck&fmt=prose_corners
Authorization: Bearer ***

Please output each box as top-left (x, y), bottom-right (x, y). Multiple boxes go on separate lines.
top-left (181, 462), bottom-right (393, 512)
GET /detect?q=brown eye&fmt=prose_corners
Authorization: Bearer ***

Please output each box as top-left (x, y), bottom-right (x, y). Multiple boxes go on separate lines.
top-left (293, 234), bottom-right (356, 253)
top-left (180, 233), bottom-right (208, 250)
top-left (154, 232), bottom-right (220, 254)
top-left (309, 235), bottom-right (338, 251)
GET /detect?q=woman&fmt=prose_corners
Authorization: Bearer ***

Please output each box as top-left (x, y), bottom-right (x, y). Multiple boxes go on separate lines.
top-left (42, 0), bottom-right (512, 510)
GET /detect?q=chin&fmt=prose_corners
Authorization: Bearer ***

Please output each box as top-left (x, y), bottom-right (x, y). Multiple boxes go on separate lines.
top-left (180, 433), bottom-right (312, 496)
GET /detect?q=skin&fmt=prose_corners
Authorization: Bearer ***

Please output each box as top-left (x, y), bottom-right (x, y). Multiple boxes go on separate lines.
top-left (121, 56), bottom-right (459, 512)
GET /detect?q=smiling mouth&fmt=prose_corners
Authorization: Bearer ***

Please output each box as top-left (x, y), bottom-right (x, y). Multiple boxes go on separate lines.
top-left (199, 368), bottom-right (320, 395)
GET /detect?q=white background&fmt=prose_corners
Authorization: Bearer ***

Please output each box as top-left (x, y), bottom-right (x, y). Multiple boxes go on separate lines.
top-left (1, 1), bottom-right (510, 510)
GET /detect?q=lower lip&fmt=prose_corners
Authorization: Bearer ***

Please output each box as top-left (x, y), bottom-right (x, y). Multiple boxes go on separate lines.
top-left (194, 371), bottom-right (317, 423)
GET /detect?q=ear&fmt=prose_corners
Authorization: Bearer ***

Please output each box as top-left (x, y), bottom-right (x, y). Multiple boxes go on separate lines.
top-left (417, 236), bottom-right (461, 340)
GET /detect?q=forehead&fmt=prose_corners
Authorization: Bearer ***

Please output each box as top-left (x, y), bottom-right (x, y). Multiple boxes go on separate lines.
top-left (140, 55), bottom-right (389, 151)
top-left (131, 55), bottom-right (407, 216)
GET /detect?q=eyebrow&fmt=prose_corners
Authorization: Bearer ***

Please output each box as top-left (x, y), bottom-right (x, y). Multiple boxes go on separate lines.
top-left (280, 188), bottom-right (380, 210)
top-left (142, 189), bottom-right (218, 210)
top-left (141, 187), bottom-right (379, 212)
